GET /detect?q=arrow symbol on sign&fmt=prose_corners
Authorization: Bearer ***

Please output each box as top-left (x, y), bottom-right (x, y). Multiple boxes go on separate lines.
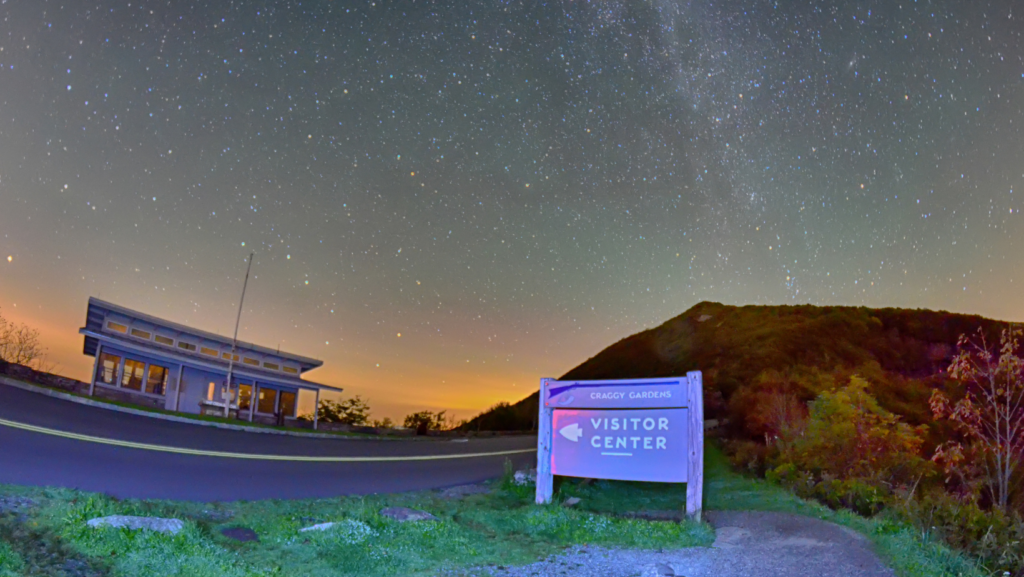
top-left (559, 423), bottom-right (583, 442)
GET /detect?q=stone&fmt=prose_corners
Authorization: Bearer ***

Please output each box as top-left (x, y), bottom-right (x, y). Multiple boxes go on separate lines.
top-left (200, 508), bottom-right (235, 522)
top-left (697, 314), bottom-right (713, 322)
top-left (562, 497), bottom-right (581, 507)
top-left (0, 496), bottom-right (36, 514)
top-left (86, 515), bottom-right (184, 534)
top-left (379, 507), bottom-right (437, 522)
top-left (299, 522), bottom-right (338, 532)
top-left (513, 469), bottom-right (537, 485)
top-left (220, 526), bottom-right (259, 542)
top-left (620, 510), bottom-right (683, 522)
top-left (640, 562), bottom-right (680, 577)
top-left (439, 484), bottom-right (490, 498)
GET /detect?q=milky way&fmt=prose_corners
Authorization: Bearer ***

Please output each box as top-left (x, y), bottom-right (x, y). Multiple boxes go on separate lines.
top-left (1, 0), bottom-right (1021, 419)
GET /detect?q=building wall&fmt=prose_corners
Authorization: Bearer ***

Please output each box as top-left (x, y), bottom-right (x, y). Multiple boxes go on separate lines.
top-left (178, 366), bottom-right (225, 415)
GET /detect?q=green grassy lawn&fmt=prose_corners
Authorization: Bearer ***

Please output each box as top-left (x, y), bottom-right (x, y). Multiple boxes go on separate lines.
top-left (0, 444), bottom-right (986, 577)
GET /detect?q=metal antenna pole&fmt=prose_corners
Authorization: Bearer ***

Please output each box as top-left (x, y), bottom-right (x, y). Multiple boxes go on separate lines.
top-left (224, 252), bottom-right (254, 418)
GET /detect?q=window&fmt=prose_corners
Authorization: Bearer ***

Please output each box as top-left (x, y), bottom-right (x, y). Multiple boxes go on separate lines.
top-left (200, 347), bottom-right (219, 357)
top-left (121, 359), bottom-right (146, 391)
top-left (130, 328), bottom-right (151, 339)
top-left (282, 366), bottom-right (299, 375)
top-left (154, 335), bottom-right (174, 346)
top-left (96, 353), bottom-right (121, 384)
top-left (237, 383), bottom-right (253, 411)
top-left (177, 341), bottom-right (197, 352)
top-left (206, 382), bottom-right (218, 402)
top-left (243, 357), bottom-right (260, 367)
top-left (146, 364), bottom-right (169, 395)
top-left (263, 362), bottom-right (279, 371)
top-left (257, 387), bottom-right (277, 414)
top-left (106, 321), bottom-right (128, 334)
top-left (278, 390), bottom-right (297, 417)
top-left (222, 352), bottom-right (240, 362)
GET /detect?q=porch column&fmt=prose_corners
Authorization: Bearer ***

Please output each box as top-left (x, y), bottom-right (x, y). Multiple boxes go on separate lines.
top-left (313, 387), bottom-right (320, 431)
top-left (173, 365), bottom-right (184, 411)
top-left (88, 342), bottom-right (103, 397)
top-left (248, 382), bottom-right (256, 422)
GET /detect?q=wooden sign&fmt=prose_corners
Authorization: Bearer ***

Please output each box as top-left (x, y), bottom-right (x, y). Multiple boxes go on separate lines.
top-left (535, 372), bottom-right (704, 521)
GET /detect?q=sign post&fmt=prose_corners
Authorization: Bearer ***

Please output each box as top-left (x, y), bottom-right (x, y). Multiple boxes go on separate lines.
top-left (535, 372), bottom-right (704, 521)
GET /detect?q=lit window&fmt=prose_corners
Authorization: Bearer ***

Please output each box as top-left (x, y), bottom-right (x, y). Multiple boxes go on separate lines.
top-left (146, 364), bottom-right (168, 395)
top-left (222, 352), bottom-right (240, 362)
top-left (130, 328), bottom-right (151, 339)
top-left (96, 353), bottom-right (121, 384)
top-left (278, 390), bottom-right (297, 417)
top-left (282, 366), bottom-right (299, 375)
top-left (257, 388), bottom-right (277, 414)
top-left (154, 335), bottom-right (174, 346)
top-left (121, 359), bottom-right (145, 391)
top-left (237, 383), bottom-right (253, 411)
top-left (263, 362), bottom-right (279, 371)
top-left (106, 321), bottom-right (128, 334)
top-left (243, 357), bottom-right (260, 366)
top-left (177, 341), bottom-right (197, 352)
top-left (200, 347), bottom-right (219, 357)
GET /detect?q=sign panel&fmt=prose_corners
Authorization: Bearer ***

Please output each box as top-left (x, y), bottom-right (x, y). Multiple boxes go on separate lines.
top-left (545, 378), bottom-right (686, 409)
top-left (535, 372), bottom-right (704, 520)
top-left (551, 408), bottom-right (689, 483)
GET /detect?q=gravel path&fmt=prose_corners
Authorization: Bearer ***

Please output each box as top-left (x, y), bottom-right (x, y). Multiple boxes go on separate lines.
top-left (454, 511), bottom-right (894, 577)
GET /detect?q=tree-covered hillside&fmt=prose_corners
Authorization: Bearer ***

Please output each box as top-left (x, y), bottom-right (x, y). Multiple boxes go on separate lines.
top-left (462, 300), bottom-right (1008, 434)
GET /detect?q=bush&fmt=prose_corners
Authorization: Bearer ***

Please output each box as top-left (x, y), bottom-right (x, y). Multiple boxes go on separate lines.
top-left (890, 489), bottom-right (1024, 576)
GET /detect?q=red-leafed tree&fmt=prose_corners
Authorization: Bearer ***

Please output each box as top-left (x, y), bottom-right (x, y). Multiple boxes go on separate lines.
top-left (931, 325), bottom-right (1024, 512)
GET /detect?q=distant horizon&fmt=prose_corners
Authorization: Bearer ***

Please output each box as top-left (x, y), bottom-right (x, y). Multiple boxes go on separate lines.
top-left (3, 295), bottom-right (1022, 422)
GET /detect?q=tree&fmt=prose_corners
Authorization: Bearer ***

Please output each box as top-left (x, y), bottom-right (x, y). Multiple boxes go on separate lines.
top-left (371, 417), bottom-right (394, 428)
top-left (783, 376), bottom-right (929, 489)
top-left (931, 325), bottom-right (1024, 512)
top-left (0, 307), bottom-right (46, 367)
top-left (403, 410), bottom-right (450, 432)
top-left (316, 395), bottom-right (372, 425)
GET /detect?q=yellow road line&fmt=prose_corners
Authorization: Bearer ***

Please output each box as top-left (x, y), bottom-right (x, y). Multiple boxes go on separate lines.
top-left (0, 417), bottom-right (535, 462)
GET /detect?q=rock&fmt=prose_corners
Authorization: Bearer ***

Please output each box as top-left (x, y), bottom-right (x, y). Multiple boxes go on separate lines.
top-left (299, 522), bottom-right (338, 532)
top-left (620, 510), bottom-right (682, 522)
top-left (562, 497), bottom-right (581, 507)
top-left (220, 526), bottom-right (259, 542)
top-left (697, 314), bottom-right (713, 322)
top-left (440, 484), bottom-right (490, 498)
top-left (200, 509), bottom-right (234, 522)
top-left (0, 496), bottom-right (36, 514)
top-left (513, 469), bottom-right (537, 485)
top-left (379, 507), bottom-right (437, 522)
top-left (641, 562), bottom-right (681, 577)
top-left (86, 515), bottom-right (184, 535)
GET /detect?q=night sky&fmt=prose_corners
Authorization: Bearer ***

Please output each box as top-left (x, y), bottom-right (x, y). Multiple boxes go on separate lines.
top-left (1, 0), bottom-right (1022, 421)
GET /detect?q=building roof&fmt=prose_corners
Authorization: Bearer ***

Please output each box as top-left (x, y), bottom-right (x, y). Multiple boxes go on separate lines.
top-left (81, 297), bottom-right (341, 391)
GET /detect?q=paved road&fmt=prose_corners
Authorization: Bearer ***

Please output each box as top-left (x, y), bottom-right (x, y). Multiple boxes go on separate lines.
top-left (0, 384), bottom-right (536, 501)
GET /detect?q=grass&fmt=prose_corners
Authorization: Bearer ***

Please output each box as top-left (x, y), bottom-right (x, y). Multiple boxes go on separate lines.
top-left (0, 444), bottom-right (988, 577)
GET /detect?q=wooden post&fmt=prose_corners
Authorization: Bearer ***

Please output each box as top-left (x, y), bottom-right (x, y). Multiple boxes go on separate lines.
top-left (89, 342), bottom-right (103, 397)
top-left (685, 371), bottom-right (704, 521)
top-left (312, 387), bottom-right (320, 431)
top-left (535, 378), bottom-right (554, 504)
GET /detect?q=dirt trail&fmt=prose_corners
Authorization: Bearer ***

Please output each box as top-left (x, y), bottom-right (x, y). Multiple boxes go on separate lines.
top-left (459, 510), bottom-right (894, 577)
